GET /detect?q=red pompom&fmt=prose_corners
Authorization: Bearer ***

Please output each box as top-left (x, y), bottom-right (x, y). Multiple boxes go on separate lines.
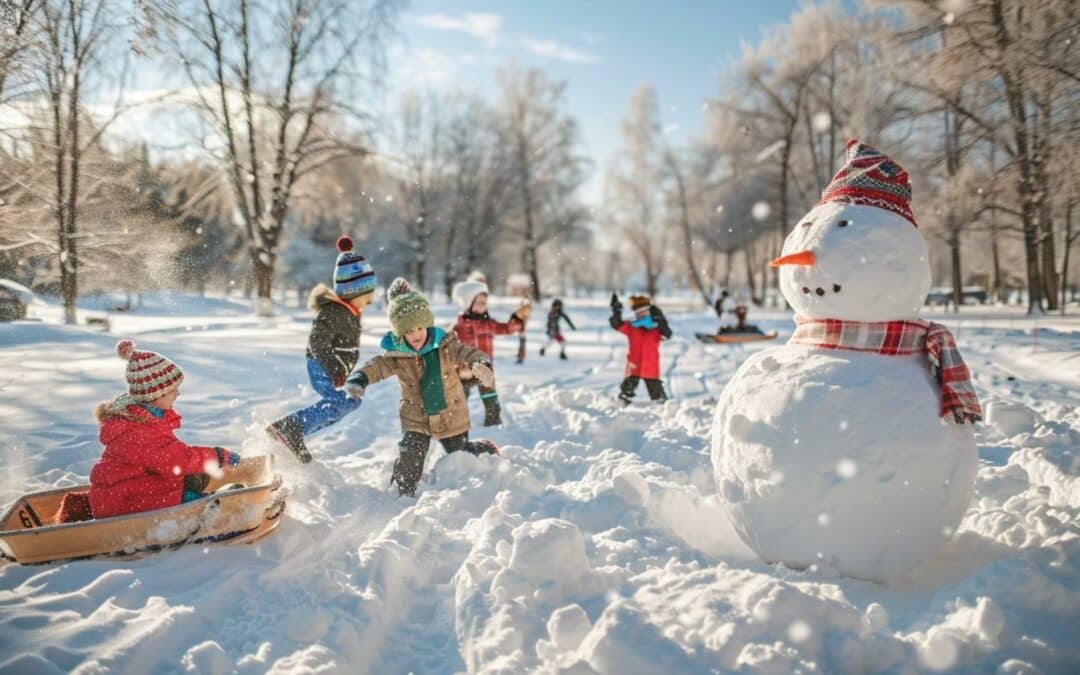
top-left (336, 235), bottom-right (354, 253)
top-left (116, 339), bottom-right (135, 360)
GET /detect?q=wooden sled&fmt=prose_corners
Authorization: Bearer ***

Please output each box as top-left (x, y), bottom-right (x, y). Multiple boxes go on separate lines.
top-left (0, 456), bottom-right (286, 565)
top-left (696, 331), bottom-right (778, 344)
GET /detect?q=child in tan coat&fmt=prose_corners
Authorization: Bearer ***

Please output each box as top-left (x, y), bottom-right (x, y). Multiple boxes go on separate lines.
top-left (345, 278), bottom-right (498, 496)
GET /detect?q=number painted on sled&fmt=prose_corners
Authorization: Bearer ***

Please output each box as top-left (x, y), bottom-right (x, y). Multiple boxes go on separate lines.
top-left (19, 510), bottom-right (34, 529)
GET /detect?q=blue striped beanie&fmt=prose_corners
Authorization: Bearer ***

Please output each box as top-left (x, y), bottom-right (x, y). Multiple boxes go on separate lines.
top-left (334, 235), bottom-right (377, 299)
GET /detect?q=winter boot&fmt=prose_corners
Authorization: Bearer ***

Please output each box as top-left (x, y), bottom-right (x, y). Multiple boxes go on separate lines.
top-left (482, 396), bottom-right (503, 427)
top-left (559, 351), bottom-right (568, 360)
top-left (539, 346), bottom-right (546, 356)
top-left (469, 440), bottom-right (500, 456)
top-left (266, 415), bottom-right (312, 463)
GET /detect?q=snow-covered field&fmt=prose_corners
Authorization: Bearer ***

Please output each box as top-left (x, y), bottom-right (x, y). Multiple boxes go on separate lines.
top-left (0, 295), bottom-right (1077, 674)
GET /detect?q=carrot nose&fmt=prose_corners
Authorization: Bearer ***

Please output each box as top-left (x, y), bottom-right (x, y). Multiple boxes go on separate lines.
top-left (769, 250), bottom-right (815, 268)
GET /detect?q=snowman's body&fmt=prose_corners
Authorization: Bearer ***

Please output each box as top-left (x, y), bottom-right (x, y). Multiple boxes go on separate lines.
top-left (711, 155), bottom-right (978, 583)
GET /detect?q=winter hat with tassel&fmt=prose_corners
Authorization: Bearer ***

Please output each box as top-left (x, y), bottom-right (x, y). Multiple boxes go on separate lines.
top-left (116, 339), bottom-right (184, 402)
top-left (333, 235), bottom-right (378, 299)
top-left (386, 278), bottom-right (435, 337)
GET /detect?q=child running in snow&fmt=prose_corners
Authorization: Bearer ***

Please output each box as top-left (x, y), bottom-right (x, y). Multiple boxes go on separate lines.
top-left (539, 298), bottom-right (576, 359)
top-left (610, 293), bottom-right (672, 405)
top-left (266, 235), bottom-right (376, 463)
top-left (450, 277), bottom-right (528, 426)
top-left (88, 340), bottom-right (241, 519)
top-left (345, 278), bottom-right (499, 497)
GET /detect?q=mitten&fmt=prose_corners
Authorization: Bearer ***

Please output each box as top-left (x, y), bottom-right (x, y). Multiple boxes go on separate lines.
top-left (610, 293), bottom-right (622, 313)
top-left (471, 361), bottom-right (495, 388)
top-left (344, 371), bottom-right (367, 399)
top-left (215, 447), bottom-right (241, 467)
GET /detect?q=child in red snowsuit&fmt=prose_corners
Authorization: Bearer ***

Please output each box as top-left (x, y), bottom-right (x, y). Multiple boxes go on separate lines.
top-left (610, 294), bottom-right (672, 404)
top-left (88, 340), bottom-right (240, 519)
top-left (451, 278), bottom-right (526, 426)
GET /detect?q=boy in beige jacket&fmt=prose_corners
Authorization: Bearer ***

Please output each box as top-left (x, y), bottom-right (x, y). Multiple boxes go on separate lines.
top-left (345, 278), bottom-right (498, 496)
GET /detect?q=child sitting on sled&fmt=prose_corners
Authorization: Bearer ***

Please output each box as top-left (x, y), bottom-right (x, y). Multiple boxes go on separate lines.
top-left (88, 340), bottom-right (240, 520)
top-left (540, 298), bottom-right (576, 359)
top-left (266, 235), bottom-right (377, 463)
top-left (610, 293), bottom-right (672, 405)
top-left (451, 277), bottom-right (529, 426)
top-left (344, 279), bottom-right (499, 497)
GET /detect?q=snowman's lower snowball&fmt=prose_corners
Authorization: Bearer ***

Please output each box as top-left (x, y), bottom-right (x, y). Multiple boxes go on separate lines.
top-left (711, 346), bottom-right (977, 583)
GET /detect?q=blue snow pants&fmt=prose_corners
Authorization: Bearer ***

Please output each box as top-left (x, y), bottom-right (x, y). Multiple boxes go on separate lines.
top-left (292, 358), bottom-right (362, 436)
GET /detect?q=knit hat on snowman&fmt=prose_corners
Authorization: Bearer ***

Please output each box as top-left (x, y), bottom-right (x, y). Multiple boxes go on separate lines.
top-left (816, 139), bottom-right (917, 226)
top-left (115, 339), bottom-right (184, 402)
top-left (333, 235), bottom-right (377, 300)
top-left (386, 278), bottom-right (435, 337)
top-left (452, 279), bottom-right (489, 313)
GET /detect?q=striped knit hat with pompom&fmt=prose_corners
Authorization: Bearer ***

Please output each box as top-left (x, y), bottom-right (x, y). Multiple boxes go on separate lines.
top-left (334, 235), bottom-right (377, 299)
top-left (386, 278), bottom-right (435, 337)
top-left (116, 339), bottom-right (184, 401)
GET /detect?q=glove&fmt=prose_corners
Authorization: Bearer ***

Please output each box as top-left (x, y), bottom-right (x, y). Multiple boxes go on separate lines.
top-left (344, 372), bottom-right (366, 399)
top-left (649, 305), bottom-right (664, 321)
top-left (215, 447), bottom-right (241, 467)
top-left (610, 293), bottom-right (622, 313)
top-left (471, 361), bottom-right (495, 388)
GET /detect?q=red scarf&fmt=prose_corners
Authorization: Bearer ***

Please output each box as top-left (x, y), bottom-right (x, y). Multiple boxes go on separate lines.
top-left (789, 316), bottom-right (982, 424)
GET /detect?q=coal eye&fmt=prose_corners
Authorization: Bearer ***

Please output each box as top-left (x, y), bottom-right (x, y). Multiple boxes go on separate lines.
top-left (837, 220), bottom-right (850, 228)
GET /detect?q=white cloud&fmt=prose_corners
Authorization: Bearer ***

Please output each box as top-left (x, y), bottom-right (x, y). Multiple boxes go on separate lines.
top-left (520, 38), bottom-right (599, 64)
top-left (416, 12), bottom-right (502, 47)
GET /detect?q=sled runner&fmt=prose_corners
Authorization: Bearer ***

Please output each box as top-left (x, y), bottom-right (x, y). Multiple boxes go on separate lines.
top-left (0, 456), bottom-right (286, 565)
top-left (696, 330), bottom-right (778, 344)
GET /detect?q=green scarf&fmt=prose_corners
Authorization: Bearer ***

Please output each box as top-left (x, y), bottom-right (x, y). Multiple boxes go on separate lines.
top-left (418, 347), bottom-right (446, 415)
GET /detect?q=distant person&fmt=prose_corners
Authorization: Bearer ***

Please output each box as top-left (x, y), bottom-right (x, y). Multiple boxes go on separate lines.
top-left (714, 290), bottom-right (734, 328)
top-left (266, 235), bottom-right (376, 462)
top-left (451, 277), bottom-right (528, 426)
top-left (540, 298), bottom-right (576, 360)
top-left (610, 293), bottom-right (672, 405)
top-left (89, 340), bottom-right (240, 519)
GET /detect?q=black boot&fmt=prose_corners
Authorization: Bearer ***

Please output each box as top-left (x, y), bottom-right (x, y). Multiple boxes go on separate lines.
top-left (539, 346), bottom-right (546, 356)
top-left (266, 415), bottom-right (312, 463)
top-left (559, 351), bottom-right (568, 360)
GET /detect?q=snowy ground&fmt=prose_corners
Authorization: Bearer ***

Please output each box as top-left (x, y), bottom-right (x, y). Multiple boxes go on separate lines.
top-left (0, 295), bottom-right (1077, 674)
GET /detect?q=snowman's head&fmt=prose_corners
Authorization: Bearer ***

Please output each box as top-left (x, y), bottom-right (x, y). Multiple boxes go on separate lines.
top-left (772, 140), bottom-right (930, 322)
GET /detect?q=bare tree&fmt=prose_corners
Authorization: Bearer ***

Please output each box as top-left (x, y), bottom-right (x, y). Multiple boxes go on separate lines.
top-left (152, 0), bottom-right (400, 315)
top-left (606, 84), bottom-right (668, 297)
top-left (496, 66), bottom-right (587, 299)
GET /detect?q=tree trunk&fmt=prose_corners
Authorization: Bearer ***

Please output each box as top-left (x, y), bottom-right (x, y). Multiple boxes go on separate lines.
top-left (992, 0), bottom-right (1042, 314)
top-left (667, 151), bottom-right (711, 307)
top-left (723, 250), bottom-right (733, 289)
top-left (1063, 199), bottom-right (1074, 314)
top-left (949, 229), bottom-right (963, 313)
top-left (1035, 91), bottom-right (1058, 310)
top-left (744, 244), bottom-right (759, 305)
top-left (253, 249), bottom-right (275, 316)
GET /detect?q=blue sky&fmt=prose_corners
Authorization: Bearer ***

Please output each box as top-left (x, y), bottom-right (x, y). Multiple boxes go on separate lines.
top-left (390, 1), bottom-right (807, 202)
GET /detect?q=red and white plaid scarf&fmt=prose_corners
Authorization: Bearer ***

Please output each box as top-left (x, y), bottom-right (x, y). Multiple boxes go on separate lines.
top-left (789, 316), bottom-right (982, 424)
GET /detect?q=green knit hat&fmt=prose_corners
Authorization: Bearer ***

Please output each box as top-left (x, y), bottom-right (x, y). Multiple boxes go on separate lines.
top-left (387, 277), bottom-right (435, 337)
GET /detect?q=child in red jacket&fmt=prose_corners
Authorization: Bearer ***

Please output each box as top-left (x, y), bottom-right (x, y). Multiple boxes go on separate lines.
top-left (451, 278), bottom-right (526, 426)
top-left (610, 293), bottom-right (672, 405)
top-left (88, 340), bottom-right (240, 519)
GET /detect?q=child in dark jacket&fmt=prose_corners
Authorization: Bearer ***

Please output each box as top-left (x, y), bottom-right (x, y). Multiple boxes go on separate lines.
top-left (451, 278), bottom-right (527, 426)
top-left (345, 279), bottom-right (498, 497)
top-left (266, 236), bottom-right (376, 462)
top-left (610, 293), bottom-right (672, 405)
top-left (89, 340), bottom-right (240, 519)
top-left (540, 298), bottom-right (576, 359)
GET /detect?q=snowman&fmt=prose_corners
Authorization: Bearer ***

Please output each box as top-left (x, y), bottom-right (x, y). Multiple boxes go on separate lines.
top-left (711, 140), bottom-right (982, 583)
